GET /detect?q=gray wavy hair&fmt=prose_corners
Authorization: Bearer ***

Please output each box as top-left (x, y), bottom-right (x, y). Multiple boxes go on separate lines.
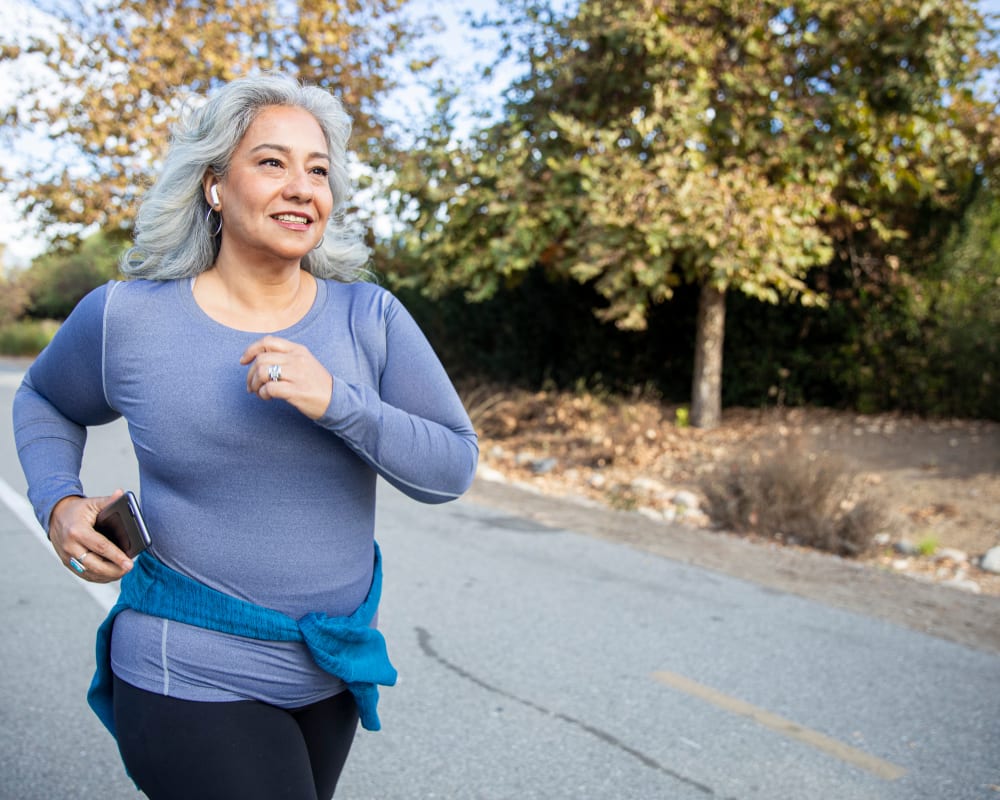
top-left (122, 73), bottom-right (370, 281)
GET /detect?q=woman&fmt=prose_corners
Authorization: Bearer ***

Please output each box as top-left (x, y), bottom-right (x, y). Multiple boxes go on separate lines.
top-left (12, 73), bottom-right (479, 799)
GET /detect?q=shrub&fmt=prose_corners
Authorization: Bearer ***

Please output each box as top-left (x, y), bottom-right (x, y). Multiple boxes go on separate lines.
top-left (701, 444), bottom-right (883, 557)
top-left (0, 319), bottom-right (58, 356)
top-left (22, 231), bottom-right (123, 320)
top-left (0, 270), bottom-right (31, 327)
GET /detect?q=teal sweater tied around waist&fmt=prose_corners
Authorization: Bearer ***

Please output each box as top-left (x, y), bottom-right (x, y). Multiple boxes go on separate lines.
top-left (88, 543), bottom-right (397, 736)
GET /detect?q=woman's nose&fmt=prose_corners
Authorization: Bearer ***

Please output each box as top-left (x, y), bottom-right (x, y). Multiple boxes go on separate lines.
top-left (283, 170), bottom-right (314, 200)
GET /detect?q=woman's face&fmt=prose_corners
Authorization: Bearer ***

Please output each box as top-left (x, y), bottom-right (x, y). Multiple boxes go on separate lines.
top-left (214, 105), bottom-right (333, 264)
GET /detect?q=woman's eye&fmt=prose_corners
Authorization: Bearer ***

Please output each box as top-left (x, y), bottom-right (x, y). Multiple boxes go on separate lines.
top-left (260, 158), bottom-right (283, 168)
top-left (311, 167), bottom-right (329, 177)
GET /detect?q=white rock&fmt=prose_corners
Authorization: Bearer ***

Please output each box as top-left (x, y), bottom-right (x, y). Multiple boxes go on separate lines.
top-left (672, 490), bottom-right (700, 509)
top-left (894, 540), bottom-right (919, 556)
top-left (475, 465), bottom-right (507, 483)
top-left (941, 577), bottom-right (982, 594)
top-left (587, 474), bottom-right (607, 489)
top-left (631, 476), bottom-right (668, 495)
top-left (934, 547), bottom-right (969, 564)
top-left (980, 546), bottom-right (1000, 575)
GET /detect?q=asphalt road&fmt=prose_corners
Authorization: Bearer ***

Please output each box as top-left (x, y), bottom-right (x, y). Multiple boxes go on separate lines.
top-left (1, 360), bottom-right (998, 800)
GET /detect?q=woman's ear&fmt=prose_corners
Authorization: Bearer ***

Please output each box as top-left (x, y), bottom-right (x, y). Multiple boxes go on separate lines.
top-left (203, 174), bottom-right (221, 207)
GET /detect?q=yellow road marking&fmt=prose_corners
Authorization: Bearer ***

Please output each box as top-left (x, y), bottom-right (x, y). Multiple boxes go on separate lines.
top-left (652, 671), bottom-right (906, 782)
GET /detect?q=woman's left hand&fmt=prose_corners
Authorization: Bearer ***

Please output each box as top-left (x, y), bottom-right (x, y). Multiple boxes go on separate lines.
top-left (240, 336), bottom-right (334, 420)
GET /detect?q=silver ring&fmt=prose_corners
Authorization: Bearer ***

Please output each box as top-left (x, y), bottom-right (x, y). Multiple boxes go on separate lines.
top-left (268, 364), bottom-right (282, 382)
top-left (70, 554), bottom-right (87, 573)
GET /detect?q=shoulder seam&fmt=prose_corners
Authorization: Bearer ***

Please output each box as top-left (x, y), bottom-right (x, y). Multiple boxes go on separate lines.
top-left (101, 281), bottom-right (122, 411)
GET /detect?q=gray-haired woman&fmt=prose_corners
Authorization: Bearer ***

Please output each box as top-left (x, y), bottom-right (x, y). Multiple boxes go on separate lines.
top-left (13, 72), bottom-right (478, 799)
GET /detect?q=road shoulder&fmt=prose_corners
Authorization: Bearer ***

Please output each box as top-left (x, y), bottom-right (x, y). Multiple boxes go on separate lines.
top-left (466, 477), bottom-right (1000, 655)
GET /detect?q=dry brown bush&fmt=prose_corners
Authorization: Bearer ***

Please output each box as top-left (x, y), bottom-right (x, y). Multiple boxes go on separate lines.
top-left (700, 443), bottom-right (884, 557)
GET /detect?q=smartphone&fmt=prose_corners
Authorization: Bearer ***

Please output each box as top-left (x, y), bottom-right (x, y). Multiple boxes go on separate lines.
top-left (94, 491), bottom-right (152, 558)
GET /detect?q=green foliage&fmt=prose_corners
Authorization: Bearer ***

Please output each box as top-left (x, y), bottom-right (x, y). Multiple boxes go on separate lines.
top-left (916, 535), bottom-right (939, 557)
top-left (0, 319), bottom-right (58, 356)
top-left (916, 186), bottom-right (1000, 418)
top-left (700, 179), bottom-right (1000, 421)
top-left (23, 232), bottom-right (124, 319)
top-left (796, 184), bottom-right (1000, 419)
top-left (384, 0), bottom-right (999, 424)
top-left (395, 219), bottom-right (1000, 420)
top-left (390, 0), bottom-right (996, 318)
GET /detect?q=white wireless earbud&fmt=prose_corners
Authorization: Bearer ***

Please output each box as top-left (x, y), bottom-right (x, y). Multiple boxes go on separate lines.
top-left (210, 185), bottom-right (220, 206)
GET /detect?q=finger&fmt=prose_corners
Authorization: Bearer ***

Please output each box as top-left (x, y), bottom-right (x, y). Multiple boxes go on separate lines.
top-left (260, 365), bottom-right (333, 420)
top-left (50, 492), bottom-right (133, 579)
top-left (86, 530), bottom-right (133, 572)
top-left (97, 488), bottom-right (126, 511)
top-left (245, 355), bottom-right (269, 393)
top-left (239, 343), bottom-right (264, 366)
top-left (49, 493), bottom-right (103, 562)
top-left (240, 335), bottom-right (293, 365)
top-left (244, 347), bottom-right (291, 394)
top-left (85, 489), bottom-right (134, 572)
top-left (248, 359), bottom-right (282, 395)
top-left (67, 548), bottom-right (128, 583)
top-left (252, 351), bottom-right (300, 393)
top-left (254, 363), bottom-right (292, 400)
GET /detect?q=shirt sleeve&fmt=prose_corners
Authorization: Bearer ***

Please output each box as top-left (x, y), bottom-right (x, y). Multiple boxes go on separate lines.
top-left (12, 282), bottom-right (121, 530)
top-left (318, 294), bottom-right (479, 504)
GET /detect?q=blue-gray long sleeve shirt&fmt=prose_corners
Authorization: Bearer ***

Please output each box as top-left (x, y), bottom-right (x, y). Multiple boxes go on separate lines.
top-left (13, 277), bottom-right (478, 707)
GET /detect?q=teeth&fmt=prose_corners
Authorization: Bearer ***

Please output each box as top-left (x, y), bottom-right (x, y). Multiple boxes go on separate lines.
top-left (274, 214), bottom-right (309, 223)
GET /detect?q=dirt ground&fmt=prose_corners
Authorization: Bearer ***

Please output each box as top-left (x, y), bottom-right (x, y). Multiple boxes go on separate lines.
top-left (463, 386), bottom-right (1000, 653)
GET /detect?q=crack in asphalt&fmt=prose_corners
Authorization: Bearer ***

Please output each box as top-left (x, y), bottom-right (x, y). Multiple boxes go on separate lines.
top-left (415, 626), bottom-right (731, 798)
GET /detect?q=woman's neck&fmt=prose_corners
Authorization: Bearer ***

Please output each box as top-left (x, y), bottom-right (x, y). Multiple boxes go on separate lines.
top-left (192, 261), bottom-right (318, 331)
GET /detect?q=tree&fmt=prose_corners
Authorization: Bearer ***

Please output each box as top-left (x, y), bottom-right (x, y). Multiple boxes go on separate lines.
top-left (386, 0), bottom-right (998, 426)
top-left (913, 184), bottom-right (1000, 418)
top-left (0, 0), bottom-right (422, 241)
top-left (22, 230), bottom-right (124, 319)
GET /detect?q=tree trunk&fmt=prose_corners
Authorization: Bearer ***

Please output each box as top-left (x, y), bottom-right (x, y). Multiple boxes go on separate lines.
top-left (690, 283), bottom-right (726, 429)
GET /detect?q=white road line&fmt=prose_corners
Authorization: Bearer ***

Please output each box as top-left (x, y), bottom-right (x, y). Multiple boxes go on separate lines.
top-left (653, 670), bottom-right (907, 782)
top-left (0, 476), bottom-right (118, 611)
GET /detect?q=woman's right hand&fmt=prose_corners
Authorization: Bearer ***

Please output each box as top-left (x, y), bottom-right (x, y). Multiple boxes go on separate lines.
top-left (48, 491), bottom-right (134, 583)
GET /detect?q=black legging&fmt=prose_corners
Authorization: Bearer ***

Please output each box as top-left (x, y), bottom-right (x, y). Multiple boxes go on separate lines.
top-left (112, 675), bottom-right (359, 800)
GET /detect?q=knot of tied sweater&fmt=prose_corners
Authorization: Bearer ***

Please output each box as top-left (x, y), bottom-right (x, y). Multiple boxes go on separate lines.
top-left (88, 543), bottom-right (397, 735)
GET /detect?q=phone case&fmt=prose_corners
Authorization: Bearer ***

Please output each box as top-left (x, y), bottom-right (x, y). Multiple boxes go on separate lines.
top-left (94, 491), bottom-right (152, 557)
